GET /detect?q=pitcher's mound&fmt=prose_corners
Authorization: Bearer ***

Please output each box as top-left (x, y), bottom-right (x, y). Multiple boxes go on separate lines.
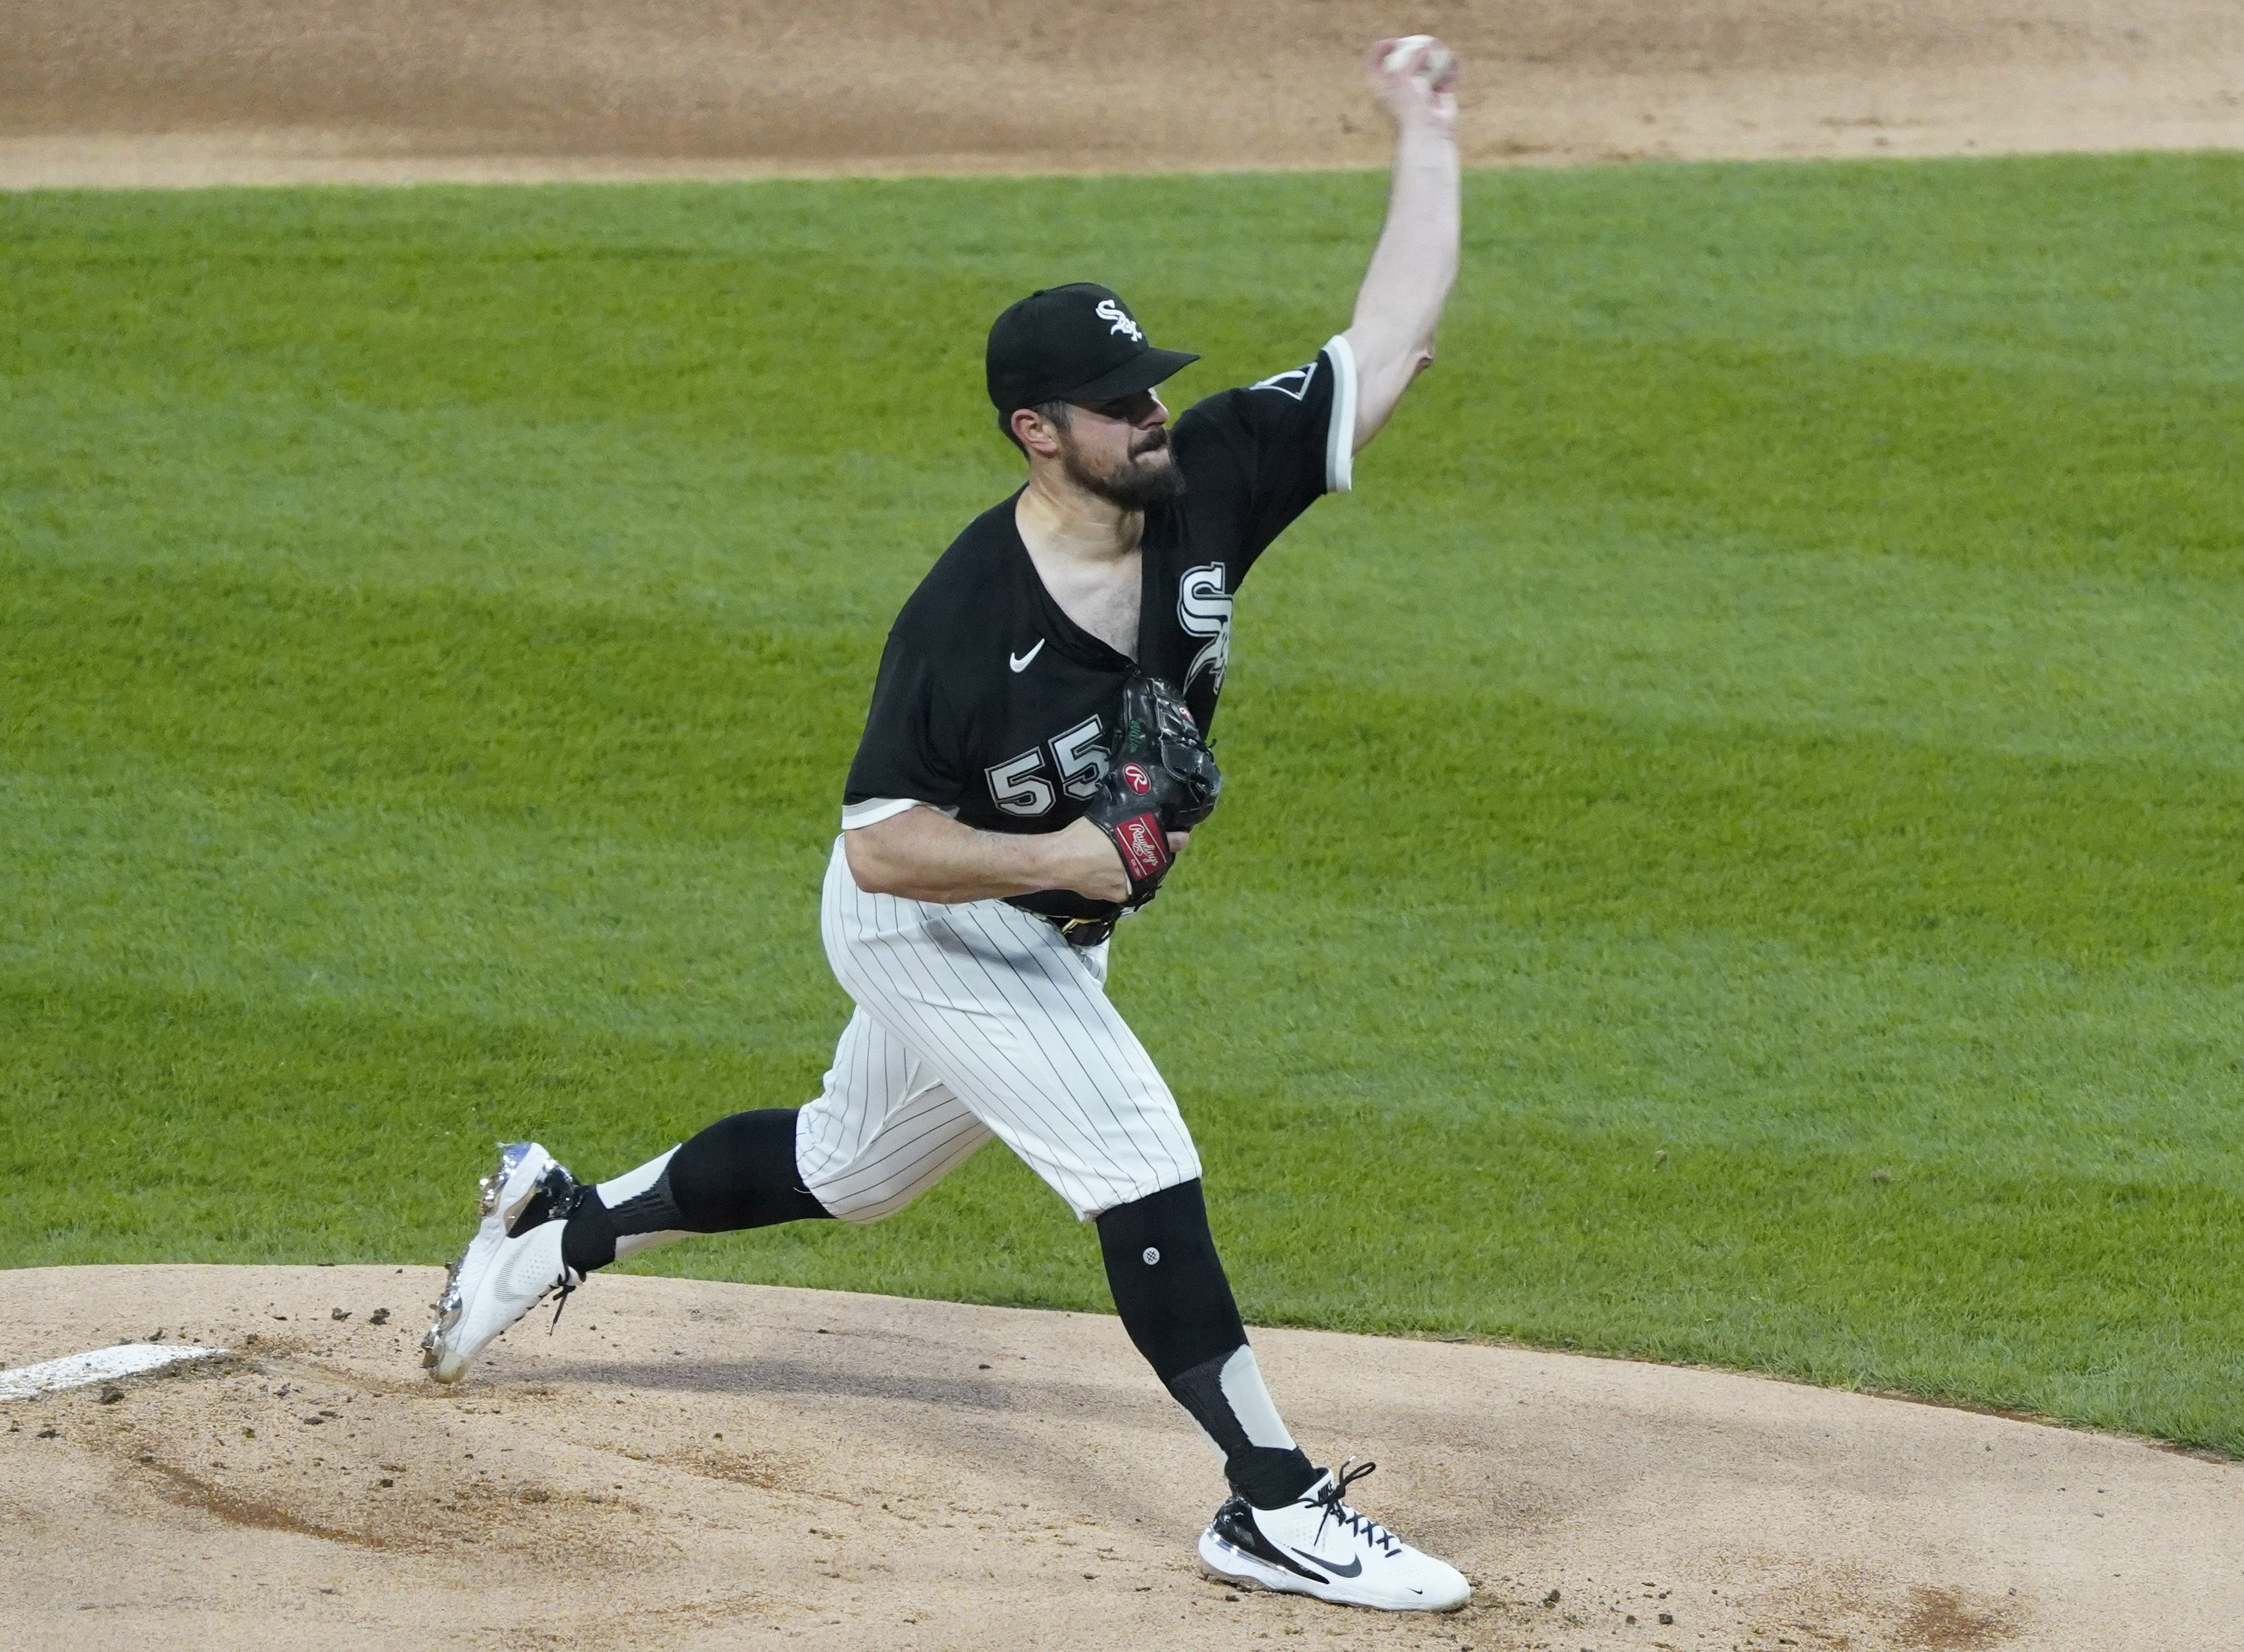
top-left (1, 1265), bottom-right (2237, 1650)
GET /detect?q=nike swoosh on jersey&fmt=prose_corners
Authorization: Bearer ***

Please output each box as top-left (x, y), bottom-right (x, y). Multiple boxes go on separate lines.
top-left (1288, 1547), bottom-right (1364, 1579)
top-left (1009, 639), bottom-right (1046, 672)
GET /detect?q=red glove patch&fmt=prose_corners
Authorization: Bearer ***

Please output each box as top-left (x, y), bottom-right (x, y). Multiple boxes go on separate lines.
top-left (1107, 812), bottom-right (1170, 883)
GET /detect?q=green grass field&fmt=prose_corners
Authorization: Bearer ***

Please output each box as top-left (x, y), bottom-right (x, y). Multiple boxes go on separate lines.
top-left (5, 155), bottom-right (2241, 1450)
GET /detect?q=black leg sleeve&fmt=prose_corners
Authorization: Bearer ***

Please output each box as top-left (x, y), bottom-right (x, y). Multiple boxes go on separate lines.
top-left (662, 1108), bottom-right (834, 1233)
top-left (1097, 1179), bottom-right (1246, 1378)
top-left (1097, 1180), bottom-right (1317, 1508)
top-left (562, 1108), bottom-right (831, 1278)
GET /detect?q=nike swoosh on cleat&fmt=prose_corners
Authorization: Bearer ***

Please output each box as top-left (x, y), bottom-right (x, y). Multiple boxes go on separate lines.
top-left (1009, 639), bottom-right (1045, 672)
top-left (1288, 1548), bottom-right (1364, 1578)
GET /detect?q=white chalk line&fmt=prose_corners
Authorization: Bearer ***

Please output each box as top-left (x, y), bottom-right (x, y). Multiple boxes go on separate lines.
top-left (0, 1343), bottom-right (225, 1402)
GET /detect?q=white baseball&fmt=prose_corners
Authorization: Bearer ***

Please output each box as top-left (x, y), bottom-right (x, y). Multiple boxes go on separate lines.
top-left (1381, 34), bottom-right (1456, 88)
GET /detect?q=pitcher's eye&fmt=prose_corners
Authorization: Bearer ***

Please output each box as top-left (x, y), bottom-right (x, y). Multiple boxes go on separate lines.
top-left (1079, 392), bottom-right (1150, 422)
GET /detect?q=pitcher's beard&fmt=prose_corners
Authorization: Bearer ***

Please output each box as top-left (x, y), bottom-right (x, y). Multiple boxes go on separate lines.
top-left (1062, 437), bottom-right (1185, 511)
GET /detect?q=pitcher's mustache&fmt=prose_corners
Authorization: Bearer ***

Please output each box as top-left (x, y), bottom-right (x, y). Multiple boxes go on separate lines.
top-left (1131, 428), bottom-right (1171, 457)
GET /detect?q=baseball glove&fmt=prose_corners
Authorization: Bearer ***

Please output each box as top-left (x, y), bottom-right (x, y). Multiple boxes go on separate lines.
top-left (1078, 671), bottom-right (1222, 919)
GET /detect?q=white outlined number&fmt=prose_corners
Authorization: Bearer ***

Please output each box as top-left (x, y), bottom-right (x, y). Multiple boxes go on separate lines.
top-left (984, 719), bottom-right (1112, 817)
top-left (986, 748), bottom-right (1056, 817)
top-left (1050, 716), bottom-right (1110, 801)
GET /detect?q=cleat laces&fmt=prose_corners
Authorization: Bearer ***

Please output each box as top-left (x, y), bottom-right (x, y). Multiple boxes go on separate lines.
top-left (1309, 1458), bottom-right (1403, 1558)
top-left (523, 1163), bottom-right (590, 1335)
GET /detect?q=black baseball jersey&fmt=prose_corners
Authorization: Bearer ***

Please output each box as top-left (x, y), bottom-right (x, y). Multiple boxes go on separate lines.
top-left (842, 337), bottom-right (1359, 917)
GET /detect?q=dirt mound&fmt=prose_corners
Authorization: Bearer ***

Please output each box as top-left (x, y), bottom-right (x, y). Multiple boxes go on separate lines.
top-left (1, 0), bottom-right (2239, 188)
top-left (4, 1265), bottom-right (2240, 1649)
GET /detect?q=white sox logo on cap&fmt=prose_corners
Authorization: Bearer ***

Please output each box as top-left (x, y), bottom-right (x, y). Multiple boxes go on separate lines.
top-left (1095, 298), bottom-right (1145, 342)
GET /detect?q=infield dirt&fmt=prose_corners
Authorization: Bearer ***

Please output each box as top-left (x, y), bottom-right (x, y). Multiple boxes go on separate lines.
top-left (2, 0), bottom-right (2241, 187)
top-left (6, 1264), bottom-right (2242, 1650)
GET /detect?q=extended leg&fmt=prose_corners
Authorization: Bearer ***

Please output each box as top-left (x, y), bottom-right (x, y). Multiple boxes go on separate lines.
top-left (422, 988), bottom-right (989, 1383)
top-left (419, 1122), bottom-right (833, 1385)
top-left (560, 1108), bottom-right (833, 1278)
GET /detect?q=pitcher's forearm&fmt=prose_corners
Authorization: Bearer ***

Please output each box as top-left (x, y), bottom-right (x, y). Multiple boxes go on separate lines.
top-left (844, 809), bottom-right (1130, 904)
top-left (847, 810), bottom-right (1053, 902)
top-left (1351, 124), bottom-right (1460, 360)
top-left (1345, 122), bottom-right (1461, 448)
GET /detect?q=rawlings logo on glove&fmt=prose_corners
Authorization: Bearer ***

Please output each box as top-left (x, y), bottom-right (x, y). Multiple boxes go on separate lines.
top-left (1111, 813), bottom-right (1169, 881)
top-left (1070, 672), bottom-right (1222, 942)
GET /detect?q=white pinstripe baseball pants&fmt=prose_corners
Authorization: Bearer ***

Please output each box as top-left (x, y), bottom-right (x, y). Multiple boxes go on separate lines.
top-left (795, 837), bottom-right (1203, 1223)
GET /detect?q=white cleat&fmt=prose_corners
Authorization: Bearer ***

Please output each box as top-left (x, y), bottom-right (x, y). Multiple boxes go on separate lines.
top-left (1197, 1460), bottom-right (1470, 1612)
top-left (421, 1141), bottom-right (583, 1384)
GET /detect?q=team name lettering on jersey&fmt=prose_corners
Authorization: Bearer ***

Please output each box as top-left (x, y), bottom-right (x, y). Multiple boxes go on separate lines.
top-left (1179, 562), bottom-right (1234, 696)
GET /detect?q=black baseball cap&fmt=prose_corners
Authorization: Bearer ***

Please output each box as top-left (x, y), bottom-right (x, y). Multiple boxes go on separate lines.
top-left (986, 283), bottom-right (1199, 416)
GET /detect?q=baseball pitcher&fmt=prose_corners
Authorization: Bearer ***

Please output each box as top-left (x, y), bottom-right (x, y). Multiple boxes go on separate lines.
top-left (423, 37), bottom-right (1466, 1611)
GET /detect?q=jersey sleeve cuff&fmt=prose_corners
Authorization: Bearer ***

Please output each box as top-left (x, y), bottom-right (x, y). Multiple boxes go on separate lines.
top-left (1322, 333), bottom-right (1358, 495)
top-left (841, 797), bottom-right (938, 831)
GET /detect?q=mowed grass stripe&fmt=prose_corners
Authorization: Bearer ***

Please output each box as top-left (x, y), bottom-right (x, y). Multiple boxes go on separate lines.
top-left (11, 557), bottom-right (2237, 972)
top-left (4, 155), bottom-right (2241, 1450)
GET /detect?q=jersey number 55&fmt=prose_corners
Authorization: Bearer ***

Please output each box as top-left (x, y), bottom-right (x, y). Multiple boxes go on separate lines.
top-left (985, 716), bottom-right (1109, 817)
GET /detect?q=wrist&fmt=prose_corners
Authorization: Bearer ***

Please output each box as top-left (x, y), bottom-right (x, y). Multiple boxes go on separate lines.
top-left (1020, 823), bottom-right (1087, 896)
top-left (1391, 114), bottom-right (1455, 148)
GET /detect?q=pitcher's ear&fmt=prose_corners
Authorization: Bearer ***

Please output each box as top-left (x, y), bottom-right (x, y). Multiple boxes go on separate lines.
top-left (1010, 406), bottom-right (1046, 449)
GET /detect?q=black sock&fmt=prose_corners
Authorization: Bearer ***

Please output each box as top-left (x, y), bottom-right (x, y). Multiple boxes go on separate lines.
top-left (560, 1192), bottom-right (618, 1277)
top-left (561, 1108), bottom-right (832, 1278)
top-left (1165, 1356), bottom-right (1323, 1508)
top-left (1097, 1180), bottom-right (1318, 1508)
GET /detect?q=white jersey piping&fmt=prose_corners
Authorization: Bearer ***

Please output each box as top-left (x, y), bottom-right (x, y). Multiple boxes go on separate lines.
top-left (1323, 332), bottom-right (1358, 495)
top-left (841, 797), bottom-right (954, 831)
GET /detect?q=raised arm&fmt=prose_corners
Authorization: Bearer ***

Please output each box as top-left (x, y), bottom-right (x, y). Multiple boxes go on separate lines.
top-left (1341, 37), bottom-right (1462, 453)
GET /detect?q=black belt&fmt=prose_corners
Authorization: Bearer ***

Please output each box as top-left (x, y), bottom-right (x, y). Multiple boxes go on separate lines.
top-left (1050, 914), bottom-right (1116, 948)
